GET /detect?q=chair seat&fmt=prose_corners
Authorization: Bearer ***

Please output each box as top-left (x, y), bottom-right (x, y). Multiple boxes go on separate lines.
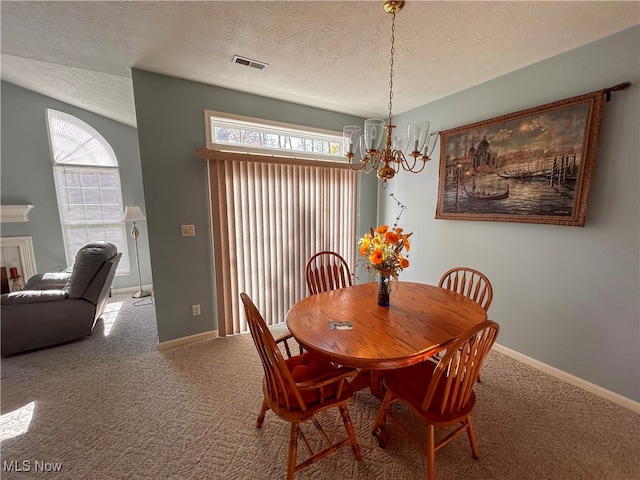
top-left (280, 352), bottom-right (347, 408)
top-left (265, 376), bottom-right (355, 425)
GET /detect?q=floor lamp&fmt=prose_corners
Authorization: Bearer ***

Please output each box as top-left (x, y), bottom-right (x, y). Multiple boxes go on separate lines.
top-left (122, 205), bottom-right (151, 298)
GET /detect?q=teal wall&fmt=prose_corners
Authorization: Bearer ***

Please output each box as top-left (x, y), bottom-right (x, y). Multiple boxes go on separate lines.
top-left (131, 70), bottom-right (376, 343)
top-left (0, 82), bottom-right (151, 291)
top-left (381, 25), bottom-right (640, 401)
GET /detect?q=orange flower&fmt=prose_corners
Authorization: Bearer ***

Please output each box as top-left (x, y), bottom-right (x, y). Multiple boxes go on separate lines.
top-left (385, 231), bottom-right (399, 244)
top-left (359, 220), bottom-right (412, 278)
top-left (369, 249), bottom-right (384, 265)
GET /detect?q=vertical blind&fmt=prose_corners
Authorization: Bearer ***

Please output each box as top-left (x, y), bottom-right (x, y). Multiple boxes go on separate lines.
top-left (209, 154), bottom-right (357, 336)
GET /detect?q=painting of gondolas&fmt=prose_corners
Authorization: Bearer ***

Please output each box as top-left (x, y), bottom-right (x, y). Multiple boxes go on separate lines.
top-left (436, 90), bottom-right (606, 226)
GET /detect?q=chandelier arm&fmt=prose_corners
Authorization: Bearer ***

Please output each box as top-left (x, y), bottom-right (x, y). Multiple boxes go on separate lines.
top-left (411, 158), bottom-right (427, 174)
top-left (400, 151), bottom-right (419, 172)
top-left (347, 159), bottom-right (368, 172)
top-left (370, 152), bottom-right (382, 171)
top-left (363, 158), bottom-right (374, 174)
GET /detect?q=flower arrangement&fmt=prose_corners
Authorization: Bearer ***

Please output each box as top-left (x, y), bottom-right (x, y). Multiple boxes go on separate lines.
top-left (358, 195), bottom-right (412, 280)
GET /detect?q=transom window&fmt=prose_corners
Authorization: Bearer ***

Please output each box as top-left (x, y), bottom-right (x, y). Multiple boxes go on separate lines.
top-left (46, 109), bottom-right (130, 274)
top-left (206, 110), bottom-right (344, 160)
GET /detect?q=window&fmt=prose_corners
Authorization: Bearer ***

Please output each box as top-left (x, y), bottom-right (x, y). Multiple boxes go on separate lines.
top-left (206, 111), bottom-right (344, 160)
top-left (205, 113), bottom-right (357, 336)
top-left (46, 109), bottom-right (130, 273)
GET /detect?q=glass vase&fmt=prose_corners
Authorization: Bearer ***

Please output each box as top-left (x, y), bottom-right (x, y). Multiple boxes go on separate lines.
top-left (378, 274), bottom-right (391, 307)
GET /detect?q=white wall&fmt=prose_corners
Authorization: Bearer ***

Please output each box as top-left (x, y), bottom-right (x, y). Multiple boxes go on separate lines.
top-left (381, 26), bottom-right (639, 402)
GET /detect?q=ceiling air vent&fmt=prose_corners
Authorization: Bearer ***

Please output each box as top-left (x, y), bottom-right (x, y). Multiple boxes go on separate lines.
top-left (232, 55), bottom-right (268, 70)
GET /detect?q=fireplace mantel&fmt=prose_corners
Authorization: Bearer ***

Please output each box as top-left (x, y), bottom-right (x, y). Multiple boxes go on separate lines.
top-left (1, 205), bottom-right (34, 222)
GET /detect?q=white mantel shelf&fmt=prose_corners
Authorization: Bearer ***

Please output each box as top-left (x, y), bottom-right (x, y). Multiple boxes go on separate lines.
top-left (1, 205), bottom-right (34, 222)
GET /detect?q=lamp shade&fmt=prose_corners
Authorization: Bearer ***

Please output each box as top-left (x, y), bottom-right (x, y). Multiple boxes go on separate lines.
top-left (122, 205), bottom-right (146, 222)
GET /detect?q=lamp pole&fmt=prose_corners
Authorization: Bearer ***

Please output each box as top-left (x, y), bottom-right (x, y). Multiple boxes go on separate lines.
top-left (122, 205), bottom-right (150, 299)
top-left (130, 221), bottom-right (150, 298)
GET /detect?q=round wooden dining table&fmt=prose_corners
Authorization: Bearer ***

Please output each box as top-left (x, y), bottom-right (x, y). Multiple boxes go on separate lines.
top-left (286, 281), bottom-right (487, 395)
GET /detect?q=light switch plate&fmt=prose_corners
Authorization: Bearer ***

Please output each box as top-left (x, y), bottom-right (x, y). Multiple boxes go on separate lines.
top-left (181, 224), bottom-right (195, 237)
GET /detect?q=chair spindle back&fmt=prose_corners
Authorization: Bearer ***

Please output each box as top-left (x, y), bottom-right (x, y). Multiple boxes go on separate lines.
top-left (422, 320), bottom-right (499, 415)
top-left (305, 251), bottom-right (352, 295)
top-left (439, 267), bottom-right (493, 311)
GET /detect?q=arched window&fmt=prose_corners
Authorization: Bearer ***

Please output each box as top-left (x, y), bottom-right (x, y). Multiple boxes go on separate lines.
top-left (46, 109), bottom-right (130, 274)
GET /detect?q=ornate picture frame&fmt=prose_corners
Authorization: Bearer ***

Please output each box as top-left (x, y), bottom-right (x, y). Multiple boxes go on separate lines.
top-left (435, 89), bottom-right (607, 227)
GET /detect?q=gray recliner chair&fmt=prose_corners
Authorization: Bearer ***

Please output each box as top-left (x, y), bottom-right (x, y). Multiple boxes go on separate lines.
top-left (1, 242), bottom-right (122, 356)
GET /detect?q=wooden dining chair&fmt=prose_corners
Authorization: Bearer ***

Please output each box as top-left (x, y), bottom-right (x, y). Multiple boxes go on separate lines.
top-left (438, 267), bottom-right (493, 312)
top-left (305, 251), bottom-right (353, 295)
top-left (438, 267), bottom-right (493, 382)
top-left (371, 320), bottom-right (499, 480)
top-left (240, 292), bottom-right (362, 480)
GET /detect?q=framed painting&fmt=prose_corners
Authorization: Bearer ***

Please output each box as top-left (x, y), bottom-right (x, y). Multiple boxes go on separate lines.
top-left (435, 89), bottom-right (607, 226)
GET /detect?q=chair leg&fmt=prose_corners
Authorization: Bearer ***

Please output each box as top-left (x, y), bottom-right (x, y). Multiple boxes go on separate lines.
top-left (256, 398), bottom-right (269, 428)
top-left (466, 416), bottom-right (479, 460)
top-left (287, 423), bottom-right (299, 480)
top-left (371, 388), bottom-right (394, 447)
top-left (339, 405), bottom-right (362, 460)
top-left (426, 424), bottom-right (436, 480)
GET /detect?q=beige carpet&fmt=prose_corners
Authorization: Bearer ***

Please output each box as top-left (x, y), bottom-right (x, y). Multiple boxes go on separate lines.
top-left (1, 292), bottom-right (639, 479)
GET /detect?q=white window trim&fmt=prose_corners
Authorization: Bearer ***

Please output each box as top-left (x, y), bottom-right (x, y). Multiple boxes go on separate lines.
top-left (204, 110), bottom-right (347, 162)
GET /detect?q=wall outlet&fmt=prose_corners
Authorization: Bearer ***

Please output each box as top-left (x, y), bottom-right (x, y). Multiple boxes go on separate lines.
top-left (192, 304), bottom-right (201, 316)
top-left (182, 224), bottom-right (196, 237)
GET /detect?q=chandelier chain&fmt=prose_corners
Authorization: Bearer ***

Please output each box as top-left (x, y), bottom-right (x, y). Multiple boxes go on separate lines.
top-left (388, 9), bottom-right (396, 127)
top-left (342, 1), bottom-right (436, 184)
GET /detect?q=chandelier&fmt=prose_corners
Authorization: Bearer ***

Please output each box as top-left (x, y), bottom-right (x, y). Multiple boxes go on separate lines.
top-left (343, 1), bottom-right (437, 187)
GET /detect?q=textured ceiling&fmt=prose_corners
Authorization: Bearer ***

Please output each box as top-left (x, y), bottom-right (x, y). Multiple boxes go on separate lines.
top-left (2, 1), bottom-right (639, 128)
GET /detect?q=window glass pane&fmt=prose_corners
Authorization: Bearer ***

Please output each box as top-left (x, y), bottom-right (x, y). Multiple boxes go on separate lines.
top-left (65, 173), bottom-right (83, 187)
top-left (209, 113), bottom-right (343, 159)
top-left (81, 172), bottom-right (100, 187)
top-left (66, 205), bottom-right (86, 223)
top-left (66, 188), bottom-right (84, 204)
top-left (83, 188), bottom-right (102, 205)
top-left (101, 191), bottom-right (121, 207)
top-left (99, 173), bottom-right (118, 188)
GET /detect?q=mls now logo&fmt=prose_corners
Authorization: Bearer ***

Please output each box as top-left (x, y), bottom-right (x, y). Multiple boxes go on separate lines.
top-left (3, 460), bottom-right (63, 472)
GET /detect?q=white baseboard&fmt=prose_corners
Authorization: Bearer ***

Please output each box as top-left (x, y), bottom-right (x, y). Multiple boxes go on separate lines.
top-left (493, 343), bottom-right (640, 414)
top-left (157, 330), bottom-right (218, 351)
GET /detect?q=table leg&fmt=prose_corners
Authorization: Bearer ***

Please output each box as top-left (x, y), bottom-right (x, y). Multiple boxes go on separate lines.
top-left (349, 369), bottom-right (371, 392)
top-left (369, 370), bottom-right (385, 398)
